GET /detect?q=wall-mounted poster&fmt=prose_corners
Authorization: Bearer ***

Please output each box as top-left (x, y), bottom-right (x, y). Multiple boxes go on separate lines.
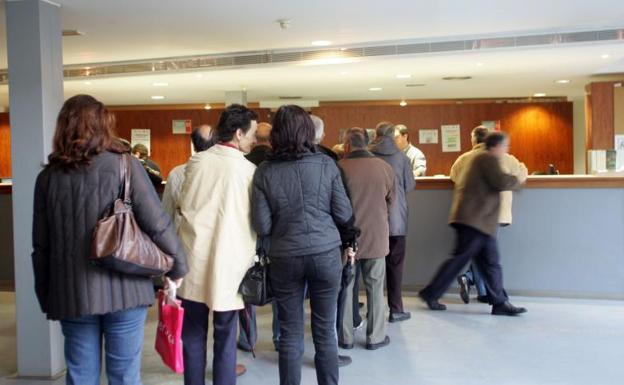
top-left (131, 129), bottom-right (151, 155)
top-left (441, 124), bottom-right (461, 152)
top-left (481, 120), bottom-right (501, 131)
top-left (615, 135), bottom-right (624, 151)
top-left (419, 129), bottom-right (439, 144)
top-left (172, 119), bottom-right (192, 134)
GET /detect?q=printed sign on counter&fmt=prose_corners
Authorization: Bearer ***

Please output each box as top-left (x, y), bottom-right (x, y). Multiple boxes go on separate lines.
top-left (419, 129), bottom-right (439, 144)
top-left (131, 129), bottom-right (151, 155)
top-left (172, 119), bottom-right (192, 134)
top-left (441, 124), bottom-right (461, 152)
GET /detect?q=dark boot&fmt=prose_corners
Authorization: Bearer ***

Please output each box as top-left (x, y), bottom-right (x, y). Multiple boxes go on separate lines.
top-left (491, 301), bottom-right (527, 316)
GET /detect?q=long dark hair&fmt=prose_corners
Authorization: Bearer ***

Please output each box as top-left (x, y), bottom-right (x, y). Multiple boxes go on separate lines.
top-left (269, 105), bottom-right (316, 161)
top-left (48, 94), bottom-right (125, 169)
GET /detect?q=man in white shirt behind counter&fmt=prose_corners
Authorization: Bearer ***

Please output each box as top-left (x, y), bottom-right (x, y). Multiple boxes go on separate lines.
top-left (394, 124), bottom-right (427, 178)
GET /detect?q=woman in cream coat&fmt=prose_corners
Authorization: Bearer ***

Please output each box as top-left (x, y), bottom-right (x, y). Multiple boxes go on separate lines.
top-left (177, 104), bottom-right (258, 385)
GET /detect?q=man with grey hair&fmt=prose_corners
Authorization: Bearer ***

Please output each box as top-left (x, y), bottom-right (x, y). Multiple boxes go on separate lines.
top-left (311, 114), bottom-right (339, 161)
top-left (370, 122), bottom-right (416, 323)
top-left (394, 124), bottom-right (427, 178)
top-left (338, 127), bottom-right (395, 350)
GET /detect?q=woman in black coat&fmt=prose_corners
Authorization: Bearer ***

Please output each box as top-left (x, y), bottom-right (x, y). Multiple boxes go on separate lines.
top-left (32, 94), bottom-right (187, 385)
top-left (251, 105), bottom-right (353, 385)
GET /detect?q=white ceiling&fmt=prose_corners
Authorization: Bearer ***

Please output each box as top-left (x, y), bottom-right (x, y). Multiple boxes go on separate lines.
top-left (0, 0), bottom-right (624, 105)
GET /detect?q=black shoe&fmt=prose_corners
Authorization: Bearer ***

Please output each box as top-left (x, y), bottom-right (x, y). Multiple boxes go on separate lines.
top-left (389, 311), bottom-right (411, 323)
top-left (338, 341), bottom-right (354, 350)
top-left (457, 275), bottom-right (470, 304)
top-left (491, 301), bottom-right (527, 316)
top-left (338, 355), bottom-right (352, 367)
top-left (354, 319), bottom-right (364, 330)
top-left (418, 291), bottom-right (447, 311)
top-left (365, 335), bottom-right (390, 350)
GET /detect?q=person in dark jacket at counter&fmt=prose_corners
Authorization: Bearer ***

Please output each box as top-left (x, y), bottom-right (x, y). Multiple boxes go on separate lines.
top-left (132, 143), bottom-right (163, 189)
top-left (370, 122), bottom-right (416, 323)
top-left (32, 94), bottom-right (188, 385)
top-left (310, 114), bottom-right (339, 161)
top-left (419, 131), bottom-right (527, 316)
top-left (339, 127), bottom-right (396, 351)
top-left (252, 105), bottom-right (354, 385)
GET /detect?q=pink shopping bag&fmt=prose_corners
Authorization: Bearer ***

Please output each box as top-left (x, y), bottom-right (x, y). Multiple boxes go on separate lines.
top-left (155, 289), bottom-right (184, 373)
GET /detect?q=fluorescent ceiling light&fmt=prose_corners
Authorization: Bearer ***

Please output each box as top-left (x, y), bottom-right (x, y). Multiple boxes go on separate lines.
top-left (311, 40), bottom-right (332, 46)
top-left (195, 74), bottom-right (203, 78)
top-left (84, 81), bottom-right (91, 85)
top-left (476, 62), bottom-right (484, 67)
top-left (555, 79), bottom-right (570, 84)
top-left (369, 87), bottom-right (383, 91)
top-left (533, 93), bottom-right (547, 97)
top-left (151, 95), bottom-right (165, 100)
top-left (396, 74), bottom-right (412, 79)
top-left (153, 82), bottom-right (169, 86)
top-left (601, 54), bottom-right (610, 59)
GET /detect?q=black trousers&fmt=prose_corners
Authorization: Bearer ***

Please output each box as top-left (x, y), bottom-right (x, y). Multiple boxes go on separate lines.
top-left (270, 248), bottom-right (342, 385)
top-left (421, 224), bottom-right (508, 305)
top-left (180, 298), bottom-right (238, 385)
top-left (385, 236), bottom-right (407, 313)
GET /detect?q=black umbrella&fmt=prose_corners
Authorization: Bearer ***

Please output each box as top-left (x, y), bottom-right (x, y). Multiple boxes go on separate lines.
top-left (238, 304), bottom-right (256, 358)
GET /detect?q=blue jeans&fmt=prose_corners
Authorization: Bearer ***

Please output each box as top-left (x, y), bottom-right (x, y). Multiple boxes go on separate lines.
top-left (270, 248), bottom-right (342, 385)
top-left (60, 306), bottom-right (148, 385)
top-left (465, 264), bottom-right (488, 297)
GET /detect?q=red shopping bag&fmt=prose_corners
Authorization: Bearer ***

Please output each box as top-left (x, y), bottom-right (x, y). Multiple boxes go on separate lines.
top-left (155, 289), bottom-right (184, 373)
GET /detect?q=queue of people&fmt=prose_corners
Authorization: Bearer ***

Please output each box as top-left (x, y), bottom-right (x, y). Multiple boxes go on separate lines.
top-left (31, 94), bottom-right (527, 385)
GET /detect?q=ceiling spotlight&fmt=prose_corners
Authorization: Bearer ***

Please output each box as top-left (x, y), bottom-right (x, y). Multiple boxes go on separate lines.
top-left (601, 54), bottom-right (610, 59)
top-left (151, 95), bottom-right (165, 100)
top-left (153, 82), bottom-right (168, 87)
top-left (369, 87), bottom-right (383, 91)
top-left (555, 79), bottom-right (570, 84)
top-left (533, 93), bottom-right (547, 97)
top-left (400, 100), bottom-right (407, 107)
top-left (311, 40), bottom-right (332, 46)
top-left (204, 104), bottom-right (212, 110)
top-left (396, 74), bottom-right (412, 79)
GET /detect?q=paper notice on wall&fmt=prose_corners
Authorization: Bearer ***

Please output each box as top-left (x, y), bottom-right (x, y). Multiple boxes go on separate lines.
top-left (419, 129), bottom-right (439, 144)
top-left (172, 119), bottom-right (192, 134)
top-left (131, 129), bottom-right (151, 155)
top-left (441, 124), bottom-right (461, 152)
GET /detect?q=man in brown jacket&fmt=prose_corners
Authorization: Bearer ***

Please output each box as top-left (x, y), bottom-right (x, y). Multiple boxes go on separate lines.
top-left (419, 132), bottom-right (528, 316)
top-left (338, 128), bottom-right (396, 350)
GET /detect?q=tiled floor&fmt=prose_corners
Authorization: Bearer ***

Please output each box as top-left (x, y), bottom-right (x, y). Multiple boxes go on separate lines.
top-left (1, 291), bottom-right (623, 385)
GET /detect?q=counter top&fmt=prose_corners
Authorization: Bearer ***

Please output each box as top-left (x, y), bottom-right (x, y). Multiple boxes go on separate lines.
top-left (415, 175), bottom-right (624, 190)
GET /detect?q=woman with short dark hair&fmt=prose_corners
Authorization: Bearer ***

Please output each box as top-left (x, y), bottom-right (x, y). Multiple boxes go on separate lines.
top-left (33, 94), bottom-right (187, 385)
top-left (252, 105), bottom-right (354, 385)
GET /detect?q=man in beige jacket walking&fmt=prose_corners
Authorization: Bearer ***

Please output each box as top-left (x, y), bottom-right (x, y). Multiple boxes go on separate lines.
top-left (451, 126), bottom-right (528, 303)
top-left (177, 104), bottom-right (258, 385)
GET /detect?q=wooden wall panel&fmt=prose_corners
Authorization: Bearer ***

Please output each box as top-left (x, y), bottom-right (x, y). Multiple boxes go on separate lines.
top-left (0, 102), bottom-right (573, 178)
top-left (313, 101), bottom-right (573, 175)
top-left (587, 82), bottom-right (615, 150)
top-left (0, 113), bottom-right (11, 178)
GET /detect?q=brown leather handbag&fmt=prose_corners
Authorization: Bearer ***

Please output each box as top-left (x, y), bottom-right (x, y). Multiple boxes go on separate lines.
top-left (90, 153), bottom-right (174, 277)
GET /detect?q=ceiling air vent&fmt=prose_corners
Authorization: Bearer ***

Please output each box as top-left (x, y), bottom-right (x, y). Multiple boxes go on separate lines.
top-left (363, 45), bottom-right (397, 56)
top-left (397, 43), bottom-right (430, 55)
top-left (430, 40), bottom-right (465, 52)
top-left (516, 34), bottom-right (558, 46)
top-left (278, 96), bottom-right (303, 100)
top-left (271, 52), bottom-right (302, 63)
top-left (442, 76), bottom-right (472, 81)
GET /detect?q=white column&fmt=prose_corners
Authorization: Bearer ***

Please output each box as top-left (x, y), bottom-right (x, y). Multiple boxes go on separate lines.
top-left (225, 90), bottom-right (248, 106)
top-left (6, 0), bottom-right (65, 379)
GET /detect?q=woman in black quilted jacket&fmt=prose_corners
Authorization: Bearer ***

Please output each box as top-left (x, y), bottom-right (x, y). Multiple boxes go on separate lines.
top-left (251, 105), bottom-right (354, 385)
top-left (32, 94), bottom-right (187, 385)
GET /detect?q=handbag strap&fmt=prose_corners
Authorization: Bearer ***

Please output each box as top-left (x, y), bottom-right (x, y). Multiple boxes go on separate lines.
top-left (120, 153), bottom-right (132, 204)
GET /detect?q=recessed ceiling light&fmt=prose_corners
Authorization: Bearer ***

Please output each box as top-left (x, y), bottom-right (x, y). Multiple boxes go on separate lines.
top-left (533, 93), bottom-right (547, 97)
top-left (400, 100), bottom-right (407, 107)
top-left (311, 40), bottom-right (332, 46)
top-left (195, 74), bottom-right (203, 78)
top-left (442, 76), bottom-right (472, 81)
top-left (476, 62), bottom-right (484, 67)
top-left (555, 79), bottom-right (570, 84)
top-left (405, 83), bottom-right (426, 87)
top-left (204, 104), bottom-right (212, 110)
top-left (601, 54), bottom-right (610, 59)
top-left (153, 82), bottom-right (169, 87)
top-left (84, 81), bottom-right (91, 85)
top-left (151, 95), bottom-right (165, 100)
top-left (339, 47), bottom-right (347, 51)
top-left (340, 71), bottom-right (349, 75)
top-left (369, 87), bottom-right (383, 91)
top-left (396, 74), bottom-right (412, 79)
